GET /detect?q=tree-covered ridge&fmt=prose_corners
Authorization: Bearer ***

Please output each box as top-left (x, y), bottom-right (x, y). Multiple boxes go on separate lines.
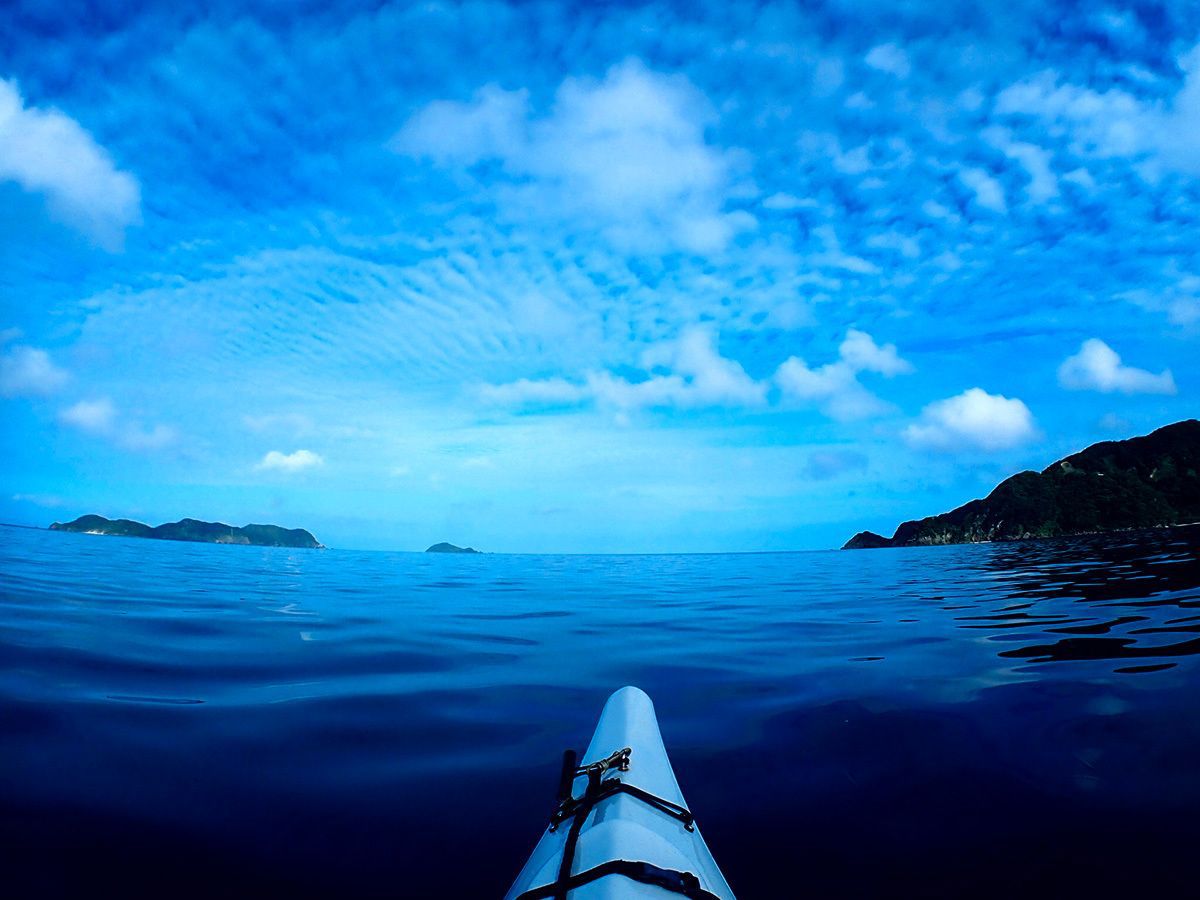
top-left (425, 542), bottom-right (480, 554)
top-left (844, 420), bottom-right (1200, 549)
top-left (50, 515), bottom-right (323, 549)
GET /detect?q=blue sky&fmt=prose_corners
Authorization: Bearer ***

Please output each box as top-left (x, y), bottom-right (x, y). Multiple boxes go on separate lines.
top-left (1, 0), bottom-right (1196, 552)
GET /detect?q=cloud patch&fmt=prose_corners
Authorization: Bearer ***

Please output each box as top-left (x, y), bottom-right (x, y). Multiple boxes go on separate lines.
top-left (1058, 339), bottom-right (1176, 395)
top-left (481, 327), bottom-right (766, 412)
top-left (257, 449), bottom-right (324, 472)
top-left (392, 59), bottom-right (753, 254)
top-left (0, 79), bottom-right (140, 249)
top-left (958, 167), bottom-right (1008, 214)
top-left (994, 44), bottom-right (1200, 177)
top-left (0, 344), bottom-right (69, 397)
top-left (59, 398), bottom-right (117, 433)
top-left (775, 329), bottom-right (912, 421)
top-left (865, 44), bottom-right (911, 79)
top-left (904, 388), bottom-right (1037, 451)
top-left (59, 397), bottom-right (176, 450)
top-left (484, 328), bottom-right (911, 422)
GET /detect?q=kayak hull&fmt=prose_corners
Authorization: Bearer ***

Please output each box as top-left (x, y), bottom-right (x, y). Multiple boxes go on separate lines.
top-left (505, 686), bottom-right (735, 900)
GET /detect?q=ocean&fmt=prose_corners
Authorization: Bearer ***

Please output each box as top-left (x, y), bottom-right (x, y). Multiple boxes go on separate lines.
top-left (2, 524), bottom-right (1199, 897)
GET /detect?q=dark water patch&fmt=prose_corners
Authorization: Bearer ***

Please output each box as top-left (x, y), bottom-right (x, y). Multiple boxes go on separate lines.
top-left (1115, 663), bottom-right (1177, 674)
top-left (106, 695), bottom-right (205, 705)
top-left (1001, 635), bottom-right (1200, 663)
top-left (1047, 615), bottom-right (1147, 634)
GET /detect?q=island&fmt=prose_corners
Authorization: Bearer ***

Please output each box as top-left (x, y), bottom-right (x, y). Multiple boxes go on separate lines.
top-left (844, 419), bottom-right (1200, 549)
top-left (49, 515), bottom-right (323, 549)
top-left (425, 542), bottom-right (480, 554)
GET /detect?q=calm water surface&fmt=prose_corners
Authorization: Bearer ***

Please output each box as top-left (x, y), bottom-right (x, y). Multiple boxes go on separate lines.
top-left (2, 525), bottom-right (1199, 897)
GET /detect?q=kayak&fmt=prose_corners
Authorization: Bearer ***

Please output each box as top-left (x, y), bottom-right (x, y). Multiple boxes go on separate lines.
top-left (505, 686), bottom-right (735, 900)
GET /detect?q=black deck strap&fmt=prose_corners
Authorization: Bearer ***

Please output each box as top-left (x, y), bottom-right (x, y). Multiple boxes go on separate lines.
top-left (513, 859), bottom-right (722, 900)
top-left (520, 746), bottom-right (708, 900)
top-left (551, 778), bottom-right (695, 832)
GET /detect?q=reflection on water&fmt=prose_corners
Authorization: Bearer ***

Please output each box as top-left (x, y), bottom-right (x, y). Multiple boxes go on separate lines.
top-left (1, 524), bottom-right (1198, 898)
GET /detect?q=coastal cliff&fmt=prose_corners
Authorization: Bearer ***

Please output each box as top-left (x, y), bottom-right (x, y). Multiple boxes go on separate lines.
top-left (844, 419), bottom-right (1200, 549)
top-left (50, 515), bottom-right (323, 549)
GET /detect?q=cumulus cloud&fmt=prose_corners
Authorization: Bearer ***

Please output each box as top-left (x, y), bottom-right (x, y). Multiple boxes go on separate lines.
top-left (640, 328), bottom-right (766, 407)
top-left (257, 449), bottom-right (324, 472)
top-left (58, 396), bottom-right (177, 451)
top-left (808, 225), bottom-right (880, 274)
top-left (984, 127), bottom-right (1058, 204)
top-left (994, 44), bottom-right (1200, 177)
top-left (1118, 269), bottom-right (1200, 327)
top-left (481, 327), bottom-right (765, 412)
top-left (478, 377), bottom-right (587, 406)
top-left (865, 44), bottom-right (911, 79)
top-left (1058, 339), bottom-right (1176, 395)
top-left (392, 59), bottom-right (753, 254)
top-left (59, 397), bottom-right (117, 433)
top-left (837, 329), bottom-right (913, 376)
top-left (904, 388), bottom-right (1037, 451)
top-left (482, 328), bottom-right (911, 422)
top-left (390, 83), bottom-right (529, 165)
top-left (775, 329), bottom-right (912, 421)
top-left (0, 79), bottom-right (140, 249)
top-left (958, 167), bottom-right (1008, 214)
top-left (0, 344), bottom-right (69, 397)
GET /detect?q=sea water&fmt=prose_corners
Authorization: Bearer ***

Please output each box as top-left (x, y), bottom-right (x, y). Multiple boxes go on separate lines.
top-left (2, 524), bottom-right (1198, 897)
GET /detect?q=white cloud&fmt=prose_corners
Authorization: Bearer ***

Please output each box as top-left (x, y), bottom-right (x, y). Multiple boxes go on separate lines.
top-left (809, 225), bottom-right (880, 274)
top-left (59, 397), bottom-right (116, 433)
top-left (984, 127), bottom-right (1058, 203)
top-left (257, 449), bottom-right (324, 473)
top-left (865, 231), bottom-right (921, 259)
top-left (775, 329), bottom-right (912, 421)
top-left (865, 43), bottom-right (911, 79)
top-left (478, 376), bottom-right (587, 406)
top-left (392, 59), bottom-right (753, 254)
top-left (994, 44), bottom-right (1200, 177)
top-left (958, 167), bottom-right (1008, 214)
top-left (761, 192), bottom-right (815, 211)
top-left (0, 344), bottom-right (69, 397)
top-left (58, 396), bottom-right (177, 451)
top-left (1058, 339), bottom-right (1176, 394)
top-left (1118, 269), bottom-right (1200, 326)
top-left (389, 83), bottom-right (529, 165)
top-left (640, 327), bottom-right (766, 407)
top-left (837, 329), bottom-right (913, 375)
top-left (904, 388), bottom-right (1037, 451)
top-left (481, 327), bottom-right (765, 413)
top-left (0, 79), bottom-right (140, 249)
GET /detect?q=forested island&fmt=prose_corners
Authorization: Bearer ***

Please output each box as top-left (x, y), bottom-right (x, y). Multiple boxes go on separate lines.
top-left (49, 515), bottom-right (323, 549)
top-left (844, 420), bottom-right (1200, 549)
top-left (425, 542), bottom-right (480, 554)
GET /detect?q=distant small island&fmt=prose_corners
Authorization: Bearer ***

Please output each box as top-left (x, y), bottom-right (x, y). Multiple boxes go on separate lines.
top-left (50, 515), bottom-right (323, 549)
top-left (844, 419), bottom-right (1200, 549)
top-left (425, 542), bottom-right (480, 554)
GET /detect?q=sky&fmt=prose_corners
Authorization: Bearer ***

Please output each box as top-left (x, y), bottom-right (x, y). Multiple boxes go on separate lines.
top-left (1, 0), bottom-right (1197, 553)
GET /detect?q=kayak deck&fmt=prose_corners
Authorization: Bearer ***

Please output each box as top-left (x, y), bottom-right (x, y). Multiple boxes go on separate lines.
top-left (506, 686), bottom-right (735, 900)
